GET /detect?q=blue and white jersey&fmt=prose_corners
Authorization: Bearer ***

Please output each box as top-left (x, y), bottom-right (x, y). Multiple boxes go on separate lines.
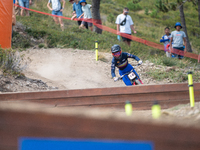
top-left (160, 34), bottom-right (171, 50)
top-left (111, 52), bottom-right (140, 78)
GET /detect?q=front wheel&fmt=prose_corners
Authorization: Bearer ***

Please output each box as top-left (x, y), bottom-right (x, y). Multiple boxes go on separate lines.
top-left (135, 80), bottom-right (142, 85)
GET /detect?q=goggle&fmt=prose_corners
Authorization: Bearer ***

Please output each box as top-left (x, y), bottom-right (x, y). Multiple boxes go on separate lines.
top-left (124, 11), bottom-right (129, 13)
top-left (112, 51), bottom-right (121, 57)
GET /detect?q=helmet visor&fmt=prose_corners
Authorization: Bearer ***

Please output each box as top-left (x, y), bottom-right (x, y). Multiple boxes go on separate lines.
top-left (112, 51), bottom-right (121, 57)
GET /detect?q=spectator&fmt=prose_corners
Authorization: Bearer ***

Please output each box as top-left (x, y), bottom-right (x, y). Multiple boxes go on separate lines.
top-left (78, 0), bottom-right (93, 31)
top-left (12, 1), bottom-right (16, 38)
top-left (47, 0), bottom-right (65, 31)
top-left (14, 0), bottom-right (20, 16)
top-left (116, 7), bottom-right (137, 46)
top-left (16, 0), bottom-right (32, 16)
top-left (170, 22), bottom-right (187, 59)
top-left (71, 0), bottom-right (88, 29)
top-left (160, 27), bottom-right (171, 57)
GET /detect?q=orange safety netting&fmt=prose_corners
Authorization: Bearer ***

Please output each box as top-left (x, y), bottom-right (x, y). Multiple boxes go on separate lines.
top-left (0, 0), bottom-right (13, 48)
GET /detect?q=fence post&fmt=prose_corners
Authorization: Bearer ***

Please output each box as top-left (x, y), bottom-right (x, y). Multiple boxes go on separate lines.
top-left (0, 0), bottom-right (13, 48)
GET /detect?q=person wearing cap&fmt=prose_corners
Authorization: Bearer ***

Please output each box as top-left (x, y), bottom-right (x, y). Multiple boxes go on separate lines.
top-left (170, 22), bottom-right (187, 59)
top-left (78, 0), bottom-right (93, 31)
top-left (47, 0), bottom-right (66, 31)
top-left (116, 7), bottom-right (137, 46)
top-left (71, 0), bottom-right (88, 29)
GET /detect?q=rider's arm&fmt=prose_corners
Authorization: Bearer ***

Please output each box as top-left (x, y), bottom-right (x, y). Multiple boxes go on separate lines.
top-left (111, 59), bottom-right (116, 78)
top-left (126, 53), bottom-right (140, 61)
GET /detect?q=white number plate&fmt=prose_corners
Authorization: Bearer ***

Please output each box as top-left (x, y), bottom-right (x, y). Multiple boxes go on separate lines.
top-left (128, 72), bottom-right (136, 80)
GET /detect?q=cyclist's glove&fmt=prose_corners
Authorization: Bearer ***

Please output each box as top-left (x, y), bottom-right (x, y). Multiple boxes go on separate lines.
top-left (138, 60), bottom-right (143, 65)
top-left (113, 77), bottom-right (119, 82)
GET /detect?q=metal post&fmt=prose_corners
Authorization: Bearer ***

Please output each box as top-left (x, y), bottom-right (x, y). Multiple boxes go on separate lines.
top-left (152, 101), bottom-right (161, 119)
top-left (125, 101), bottom-right (132, 116)
top-left (95, 40), bottom-right (98, 61)
top-left (188, 72), bottom-right (195, 107)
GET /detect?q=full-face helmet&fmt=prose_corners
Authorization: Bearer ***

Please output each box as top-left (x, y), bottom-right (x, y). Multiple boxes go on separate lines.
top-left (111, 44), bottom-right (122, 59)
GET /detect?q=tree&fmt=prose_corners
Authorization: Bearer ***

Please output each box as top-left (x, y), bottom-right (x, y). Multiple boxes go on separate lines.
top-left (156, 0), bottom-right (193, 52)
top-left (92, 0), bottom-right (102, 34)
top-left (198, 0), bottom-right (200, 27)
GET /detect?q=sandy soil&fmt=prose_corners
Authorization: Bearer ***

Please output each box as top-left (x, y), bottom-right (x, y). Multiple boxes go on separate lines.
top-left (23, 48), bottom-right (172, 90)
top-left (23, 48), bottom-right (130, 90)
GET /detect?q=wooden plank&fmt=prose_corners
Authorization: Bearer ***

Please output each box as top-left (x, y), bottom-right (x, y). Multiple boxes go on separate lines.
top-left (0, 103), bottom-right (200, 150)
top-left (0, 83), bottom-right (200, 109)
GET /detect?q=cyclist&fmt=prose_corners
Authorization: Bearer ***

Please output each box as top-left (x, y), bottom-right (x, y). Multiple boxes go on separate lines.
top-left (111, 44), bottom-right (143, 86)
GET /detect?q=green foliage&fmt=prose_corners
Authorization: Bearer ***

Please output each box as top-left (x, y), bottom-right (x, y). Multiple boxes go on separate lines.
top-left (147, 69), bottom-right (170, 81)
top-left (25, 28), bottom-right (46, 39)
top-left (100, 3), bottom-right (123, 16)
top-left (38, 43), bottom-right (45, 48)
top-left (12, 31), bottom-right (31, 49)
top-left (0, 47), bottom-right (28, 73)
top-left (127, 1), bottom-right (142, 11)
top-left (169, 2), bottom-right (177, 11)
top-left (132, 0), bottom-right (141, 4)
top-left (155, 0), bottom-right (169, 12)
top-left (146, 66), bottom-right (199, 83)
top-left (162, 57), bottom-right (177, 66)
top-left (150, 9), bottom-right (159, 18)
top-left (145, 8), bottom-right (149, 15)
top-left (107, 13), bottom-right (115, 23)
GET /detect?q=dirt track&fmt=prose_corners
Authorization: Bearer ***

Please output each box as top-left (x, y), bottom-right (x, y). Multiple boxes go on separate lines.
top-left (23, 48), bottom-right (125, 89)
top-left (23, 48), bottom-right (174, 90)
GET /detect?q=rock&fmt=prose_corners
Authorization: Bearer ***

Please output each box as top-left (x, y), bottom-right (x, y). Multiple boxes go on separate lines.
top-left (26, 81), bottom-right (31, 86)
top-left (195, 114), bottom-right (200, 120)
top-left (194, 109), bottom-right (200, 115)
top-left (0, 74), bottom-right (55, 93)
top-left (149, 63), bottom-right (154, 66)
top-left (188, 110), bottom-right (194, 116)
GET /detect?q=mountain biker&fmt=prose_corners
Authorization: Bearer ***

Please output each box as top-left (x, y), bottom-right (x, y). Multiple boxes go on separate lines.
top-left (111, 44), bottom-right (143, 86)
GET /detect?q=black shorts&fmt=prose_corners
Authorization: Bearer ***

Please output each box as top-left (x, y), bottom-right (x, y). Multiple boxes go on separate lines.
top-left (77, 21), bottom-right (88, 29)
top-left (121, 34), bottom-right (132, 42)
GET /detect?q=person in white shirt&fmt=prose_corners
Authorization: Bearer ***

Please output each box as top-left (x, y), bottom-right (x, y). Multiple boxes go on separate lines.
top-left (116, 7), bottom-right (136, 46)
top-left (47, 0), bottom-right (66, 31)
top-left (170, 22), bottom-right (187, 59)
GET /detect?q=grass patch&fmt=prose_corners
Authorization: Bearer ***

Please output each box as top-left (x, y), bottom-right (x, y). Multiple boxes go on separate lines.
top-left (0, 47), bottom-right (28, 74)
top-left (98, 54), bottom-right (109, 62)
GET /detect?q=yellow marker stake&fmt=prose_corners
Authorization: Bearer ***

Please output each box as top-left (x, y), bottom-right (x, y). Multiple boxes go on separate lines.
top-left (188, 72), bottom-right (195, 107)
top-left (125, 101), bottom-right (132, 116)
top-left (95, 40), bottom-right (98, 61)
top-left (152, 101), bottom-right (161, 119)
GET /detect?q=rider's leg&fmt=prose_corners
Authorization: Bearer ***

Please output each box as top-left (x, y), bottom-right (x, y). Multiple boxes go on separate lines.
top-left (119, 63), bottom-right (141, 86)
top-left (122, 75), bottom-right (132, 86)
